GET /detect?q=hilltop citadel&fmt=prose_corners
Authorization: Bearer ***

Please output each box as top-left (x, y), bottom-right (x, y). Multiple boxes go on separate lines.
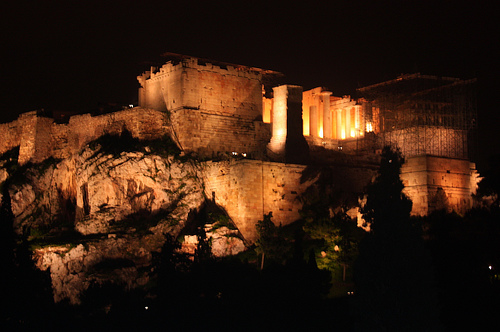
top-left (0, 54), bottom-right (479, 241)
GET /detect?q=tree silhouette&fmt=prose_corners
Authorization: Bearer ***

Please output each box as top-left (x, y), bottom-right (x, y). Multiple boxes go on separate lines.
top-left (353, 146), bottom-right (440, 330)
top-left (255, 212), bottom-right (289, 269)
top-left (1, 179), bottom-right (53, 329)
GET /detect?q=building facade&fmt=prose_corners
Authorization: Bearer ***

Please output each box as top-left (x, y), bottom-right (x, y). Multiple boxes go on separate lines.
top-left (137, 56), bottom-right (479, 217)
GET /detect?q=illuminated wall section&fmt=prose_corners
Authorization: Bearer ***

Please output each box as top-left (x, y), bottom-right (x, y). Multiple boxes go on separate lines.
top-left (137, 57), bottom-right (272, 158)
top-left (401, 155), bottom-right (479, 216)
top-left (202, 158), bottom-right (377, 242)
top-left (302, 104), bottom-right (310, 136)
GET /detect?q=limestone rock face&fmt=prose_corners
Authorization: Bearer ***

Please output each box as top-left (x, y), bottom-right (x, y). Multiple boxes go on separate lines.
top-left (72, 149), bottom-right (205, 236)
top-left (0, 142), bottom-right (228, 304)
top-left (205, 225), bottom-right (246, 257)
top-left (34, 234), bottom-right (162, 304)
top-left (7, 146), bottom-right (205, 238)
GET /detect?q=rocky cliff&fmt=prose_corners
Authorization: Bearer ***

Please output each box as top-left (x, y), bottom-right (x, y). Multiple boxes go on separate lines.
top-left (0, 133), bottom-right (245, 304)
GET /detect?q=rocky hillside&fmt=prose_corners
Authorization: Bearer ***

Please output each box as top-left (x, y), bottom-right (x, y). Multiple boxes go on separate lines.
top-left (0, 132), bottom-right (245, 303)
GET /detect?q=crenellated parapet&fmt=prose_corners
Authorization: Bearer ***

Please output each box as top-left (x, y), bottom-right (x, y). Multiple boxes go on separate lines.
top-left (137, 56), bottom-right (277, 158)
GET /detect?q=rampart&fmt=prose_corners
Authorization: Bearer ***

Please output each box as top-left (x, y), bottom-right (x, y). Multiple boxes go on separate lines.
top-left (137, 57), bottom-right (273, 158)
top-left (0, 56), bottom-right (481, 239)
top-left (0, 108), bottom-right (169, 165)
top-left (401, 155), bottom-right (479, 216)
top-left (201, 158), bottom-right (379, 242)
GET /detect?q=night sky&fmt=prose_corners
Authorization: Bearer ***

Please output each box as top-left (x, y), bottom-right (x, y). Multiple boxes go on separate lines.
top-left (0, 0), bottom-right (497, 168)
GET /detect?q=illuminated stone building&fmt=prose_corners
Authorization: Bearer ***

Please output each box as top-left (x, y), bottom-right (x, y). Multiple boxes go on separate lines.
top-left (137, 55), bottom-right (479, 217)
top-left (0, 55), bottom-right (480, 242)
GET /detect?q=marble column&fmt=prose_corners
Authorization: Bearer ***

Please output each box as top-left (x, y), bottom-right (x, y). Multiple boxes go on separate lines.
top-left (310, 105), bottom-right (318, 137)
top-left (345, 107), bottom-right (351, 138)
top-left (337, 109), bottom-right (343, 139)
top-left (322, 91), bottom-right (332, 139)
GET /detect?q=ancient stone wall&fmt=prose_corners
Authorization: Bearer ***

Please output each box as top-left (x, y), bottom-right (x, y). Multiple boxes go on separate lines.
top-left (18, 112), bottom-right (39, 164)
top-left (170, 108), bottom-right (271, 159)
top-left (137, 58), bottom-right (269, 158)
top-left (138, 58), bottom-right (264, 118)
top-left (0, 108), bottom-right (169, 164)
top-left (401, 155), bottom-right (479, 216)
top-left (201, 159), bottom-right (311, 242)
top-left (201, 158), bottom-right (377, 242)
top-left (0, 120), bottom-right (22, 155)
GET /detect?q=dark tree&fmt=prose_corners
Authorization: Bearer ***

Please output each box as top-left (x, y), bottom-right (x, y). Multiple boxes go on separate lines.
top-left (255, 212), bottom-right (289, 269)
top-left (1, 180), bottom-right (53, 329)
top-left (353, 146), bottom-right (440, 331)
top-left (476, 154), bottom-right (500, 209)
top-left (0, 180), bottom-right (17, 325)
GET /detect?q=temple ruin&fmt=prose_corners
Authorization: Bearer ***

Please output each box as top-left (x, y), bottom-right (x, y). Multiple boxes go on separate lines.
top-left (136, 55), bottom-right (479, 217)
top-left (0, 55), bottom-right (480, 240)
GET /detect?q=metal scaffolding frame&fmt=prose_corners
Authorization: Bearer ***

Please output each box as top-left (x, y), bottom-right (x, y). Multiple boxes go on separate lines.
top-left (358, 74), bottom-right (477, 160)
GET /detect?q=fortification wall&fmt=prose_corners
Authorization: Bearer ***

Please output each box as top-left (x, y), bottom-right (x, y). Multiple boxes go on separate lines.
top-left (138, 62), bottom-right (182, 112)
top-left (189, 62), bottom-right (263, 118)
top-left (138, 58), bottom-right (263, 118)
top-left (201, 160), bottom-right (311, 242)
top-left (18, 112), bottom-right (38, 164)
top-left (170, 108), bottom-right (271, 159)
top-left (138, 58), bottom-right (267, 158)
top-left (0, 108), bottom-right (169, 164)
top-left (0, 116), bottom-right (24, 157)
top-left (201, 158), bottom-right (377, 242)
top-left (401, 155), bottom-right (479, 216)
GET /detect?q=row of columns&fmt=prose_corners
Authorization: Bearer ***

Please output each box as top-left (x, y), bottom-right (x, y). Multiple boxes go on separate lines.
top-left (308, 102), bottom-right (362, 140)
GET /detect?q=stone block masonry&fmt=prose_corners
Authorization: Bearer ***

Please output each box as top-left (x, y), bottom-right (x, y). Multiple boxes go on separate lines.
top-left (401, 155), bottom-right (480, 216)
top-left (138, 57), bottom-right (273, 159)
top-left (170, 107), bottom-right (271, 159)
top-left (0, 108), bottom-right (169, 165)
top-left (201, 159), bottom-right (313, 242)
top-left (201, 158), bottom-right (378, 242)
top-left (1, 54), bottom-right (481, 246)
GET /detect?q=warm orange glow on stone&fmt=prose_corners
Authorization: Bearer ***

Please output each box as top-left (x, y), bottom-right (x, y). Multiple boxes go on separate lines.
top-left (268, 86), bottom-right (288, 154)
top-left (263, 97), bottom-right (272, 123)
top-left (302, 87), bottom-right (332, 139)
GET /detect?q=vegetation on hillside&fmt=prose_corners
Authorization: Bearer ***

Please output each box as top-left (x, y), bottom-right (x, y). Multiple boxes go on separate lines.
top-left (2, 142), bottom-right (500, 330)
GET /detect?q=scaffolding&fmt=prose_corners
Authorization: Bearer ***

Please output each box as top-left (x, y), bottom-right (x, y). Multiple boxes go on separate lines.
top-left (357, 74), bottom-right (477, 160)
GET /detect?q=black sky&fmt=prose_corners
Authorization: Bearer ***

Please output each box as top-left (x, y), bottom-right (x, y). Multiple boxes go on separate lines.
top-left (0, 0), bottom-right (497, 168)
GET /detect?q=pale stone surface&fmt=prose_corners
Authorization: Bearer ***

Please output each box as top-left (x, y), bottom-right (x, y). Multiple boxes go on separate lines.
top-left (0, 167), bottom-right (7, 184)
top-left (72, 149), bottom-right (204, 236)
top-left (0, 56), bottom-right (479, 304)
top-left (205, 225), bottom-right (246, 257)
top-left (0, 108), bottom-right (169, 165)
top-left (401, 155), bottom-right (479, 216)
top-left (4, 143), bottom-right (207, 303)
top-left (34, 235), bottom-right (162, 304)
top-left (181, 226), bottom-right (246, 258)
